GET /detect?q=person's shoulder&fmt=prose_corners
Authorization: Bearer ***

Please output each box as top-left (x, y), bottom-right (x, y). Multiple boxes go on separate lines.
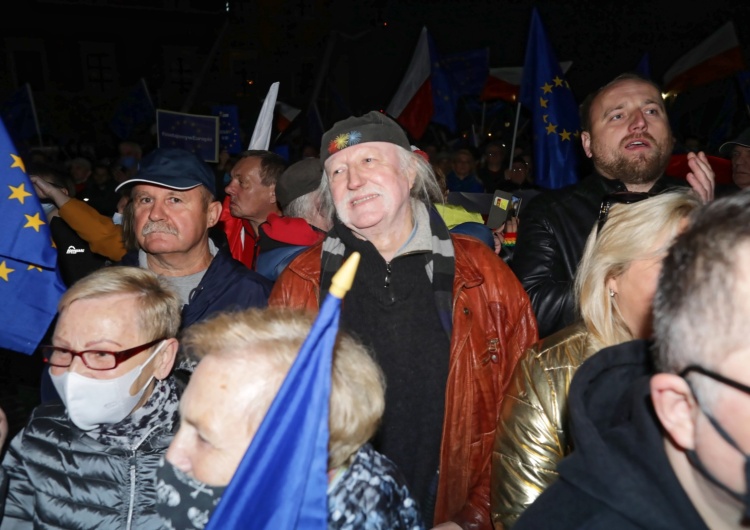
top-left (522, 322), bottom-right (590, 372)
top-left (212, 247), bottom-right (273, 288)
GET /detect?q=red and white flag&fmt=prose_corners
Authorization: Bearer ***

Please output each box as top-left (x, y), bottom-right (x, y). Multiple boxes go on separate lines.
top-left (276, 101), bottom-right (300, 133)
top-left (386, 26), bottom-right (433, 139)
top-left (663, 21), bottom-right (746, 94)
top-left (480, 62), bottom-right (572, 103)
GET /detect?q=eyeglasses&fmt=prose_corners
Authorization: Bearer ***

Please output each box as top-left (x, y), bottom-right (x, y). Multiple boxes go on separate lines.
top-left (597, 191), bottom-right (652, 233)
top-left (680, 365), bottom-right (750, 397)
top-left (40, 338), bottom-right (165, 371)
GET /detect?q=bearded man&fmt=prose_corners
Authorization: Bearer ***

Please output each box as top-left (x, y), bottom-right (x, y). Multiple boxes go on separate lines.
top-left (510, 73), bottom-right (715, 338)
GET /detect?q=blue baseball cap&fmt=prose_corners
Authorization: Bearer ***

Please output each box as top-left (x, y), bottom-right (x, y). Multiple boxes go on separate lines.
top-left (115, 147), bottom-right (216, 197)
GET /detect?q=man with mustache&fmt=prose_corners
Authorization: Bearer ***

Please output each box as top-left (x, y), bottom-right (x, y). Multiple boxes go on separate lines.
top-left (269, 111), bottom-right (539, 529)
top-left (116, 147), bottom-right (272, 330)
top-left (510, 73), bottom-right (715, 339)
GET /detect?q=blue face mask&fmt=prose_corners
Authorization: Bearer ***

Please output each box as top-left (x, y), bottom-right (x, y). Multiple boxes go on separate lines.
top-left (112, 212), bottom-right (123, 225)
top-left (120, 155), bottom-right (138, 169)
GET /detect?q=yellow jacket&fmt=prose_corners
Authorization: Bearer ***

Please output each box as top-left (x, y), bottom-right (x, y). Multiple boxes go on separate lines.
top-left (490, 322), bottom-right (597, 529)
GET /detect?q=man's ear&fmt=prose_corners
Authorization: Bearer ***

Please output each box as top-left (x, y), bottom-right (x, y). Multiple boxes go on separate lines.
top-left (154, 338), bottom-right (179, 380)
top-left (581, 131), bottom-right (593, 158)
top-left (207, 200), bottom-right (222, 228)
top-left (268, 183), bottom-right (277, 204)
top-left (651, 373), bottom-right (699, 450)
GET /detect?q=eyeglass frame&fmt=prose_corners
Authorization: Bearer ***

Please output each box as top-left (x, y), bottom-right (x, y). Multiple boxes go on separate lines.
top-left (40, 337), bottom-right (166, 371)
top-left (597, 191), bottom-right (653, 233)
top-left (680, 364), bottom-right (750, 397)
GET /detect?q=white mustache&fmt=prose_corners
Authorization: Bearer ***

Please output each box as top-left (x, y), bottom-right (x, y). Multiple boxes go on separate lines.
top-left (142, 221), bottom-right (178, 236)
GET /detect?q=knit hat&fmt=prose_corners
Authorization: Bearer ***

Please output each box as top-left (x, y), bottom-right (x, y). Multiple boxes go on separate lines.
top-left (320, 111), bottom-right (410, 164)
top-left (276, 157), bottom-right (323, 209)
top-left (719, 127), bottom-right (750, 156)
top-left (115, 147), bottom-right (216, 196)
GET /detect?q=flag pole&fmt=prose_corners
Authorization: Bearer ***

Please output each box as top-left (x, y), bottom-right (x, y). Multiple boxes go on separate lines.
top-left (139, 78), bottom-right (154, 109)
top-left (25, 83), bottom-right (43, 147)
top-left (508, 101), bottom-right (521, 169)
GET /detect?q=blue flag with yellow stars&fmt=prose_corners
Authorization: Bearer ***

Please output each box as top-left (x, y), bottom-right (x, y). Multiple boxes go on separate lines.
top-left (520, 8), bottom-right (580, 189)
top-left (0, 118), bottom-right (65, 355)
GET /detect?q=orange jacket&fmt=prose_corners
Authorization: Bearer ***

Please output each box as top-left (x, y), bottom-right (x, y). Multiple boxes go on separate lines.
top-left (58, 199), bottom-right (126, 261)
top-left (269, 234), bottom-right (538, 529)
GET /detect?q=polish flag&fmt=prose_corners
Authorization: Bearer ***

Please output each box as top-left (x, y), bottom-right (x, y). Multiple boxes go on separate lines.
top-left (276, 101), bottom-right (300, 133)
top-left (663, 22), bottom-right (746, 94)
top-left (480, 62), bottom-right (572, 103)
top-left (386, 26), bottom-right (433, 139)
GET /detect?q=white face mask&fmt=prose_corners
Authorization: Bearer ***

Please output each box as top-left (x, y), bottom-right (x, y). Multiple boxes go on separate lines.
top-left (50, 341), bottom-right (165, 431)
top-left (42, 202), bottom-right (56, 218)
top-left (112, 212), bottom-right (123, 225)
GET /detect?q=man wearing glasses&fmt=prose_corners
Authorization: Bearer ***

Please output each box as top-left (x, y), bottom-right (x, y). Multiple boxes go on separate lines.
top-left (511, 72), bottom-right (715, 339)
top-left (1, 266), bottom-right (182, 528)
top-left (515, 192), bottom-right (750, 529)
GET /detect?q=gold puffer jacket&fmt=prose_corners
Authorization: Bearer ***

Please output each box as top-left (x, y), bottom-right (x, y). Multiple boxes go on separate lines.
top-left (490, 322), bottom-right (597, 529)
top-left (270, 234), bottom-right (539, 529)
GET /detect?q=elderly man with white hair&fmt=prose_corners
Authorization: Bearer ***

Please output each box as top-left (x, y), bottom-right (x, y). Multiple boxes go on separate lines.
top-left (270, 111), bottom-right (538, 529)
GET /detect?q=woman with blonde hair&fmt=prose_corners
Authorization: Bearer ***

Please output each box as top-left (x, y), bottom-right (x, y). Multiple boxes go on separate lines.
top-left (490, 188), bottom-right (701, 529)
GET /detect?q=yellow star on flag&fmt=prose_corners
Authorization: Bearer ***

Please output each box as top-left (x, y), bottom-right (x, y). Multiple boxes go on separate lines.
top-left (553, 76), bottom-right (564, 87)
top-left (0, 261), bottom-right (14, 281)
top-left (559, 129), bottom-right (572, 141)
top-left (539, 97), bottom-right (548, 108)
top-left (27, 264), bottom-right (43, 272)
top-left (10, 153), bottom-right (26, 173)
top-left (8, 183), bottom-right (32, 204)
top-left (546, 122), bottom-right (558, 135)
top-left (24, 212), bottom-right (46, 232)
top-left (541, 83), bottom-right (553, 94)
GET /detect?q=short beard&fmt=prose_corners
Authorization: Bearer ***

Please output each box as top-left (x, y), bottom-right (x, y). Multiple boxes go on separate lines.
top-left (593, 134), bottom-right (673, 186)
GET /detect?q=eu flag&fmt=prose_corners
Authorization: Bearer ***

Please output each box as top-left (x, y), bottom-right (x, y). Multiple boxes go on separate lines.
top-left (0, 118), bottom-right (65, 355)
top-left (520, 8), bottom-right (580, 189)
top-left (426, 31), bottom-right (459, 133)
top-left (205, 253), bottom-right (361, 530)
top-left (110, 78), bottom-right (155, 140)
top-left (0, 84), bottom-right (39, 148)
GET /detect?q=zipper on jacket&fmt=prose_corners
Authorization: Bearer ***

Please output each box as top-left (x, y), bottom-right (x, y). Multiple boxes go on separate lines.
top-left (127, 458), bottom-right (136, 530)
top-left (126, 423), bottom-right (162, 530)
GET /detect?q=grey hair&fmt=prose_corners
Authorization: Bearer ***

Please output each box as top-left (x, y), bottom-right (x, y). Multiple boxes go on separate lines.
top-left (319, 144), bottom-right (443, 216)
top-left (654, 191), bottom-right (750, 390)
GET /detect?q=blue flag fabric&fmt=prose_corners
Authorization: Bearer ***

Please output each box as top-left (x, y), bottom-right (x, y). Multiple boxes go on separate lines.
top-left (443, 47), bottom-right (490, 97)
top-left (0, 119), bottom-right (65, 355)
top-left (110, 79), bottom-right (155, 140)
top-left (205, 287), bottom-right (340, 529)
top-left (427, 31), bottom-right (459, 133)
top-left (210, 105), bottom-right (243, 155)
top-left (737, 70), bottom-right (750, 108)
top-left (635, 53), bottom-right (652, 80)
top-left (0, 84), bottom-right (38, 148)
top-left (520, 8), bottom-right (580, 189)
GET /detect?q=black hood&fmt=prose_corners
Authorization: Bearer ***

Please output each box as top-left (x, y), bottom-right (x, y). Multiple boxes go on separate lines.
top-left (555, 339), bottom-right (707, 529)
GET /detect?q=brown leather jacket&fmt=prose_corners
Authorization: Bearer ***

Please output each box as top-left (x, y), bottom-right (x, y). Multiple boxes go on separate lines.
top-left (269, 234), bottom-right (538, 529)
top-left (490, 322), bottom-right (596, 529)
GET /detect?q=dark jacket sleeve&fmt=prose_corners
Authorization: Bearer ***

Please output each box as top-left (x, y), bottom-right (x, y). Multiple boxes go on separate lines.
top-left (510, 195), bottom-right (577, 339)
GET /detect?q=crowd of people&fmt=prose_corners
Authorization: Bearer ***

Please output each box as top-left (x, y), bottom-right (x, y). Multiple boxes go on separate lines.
top-left (1, 70), bottom-right (750, 529)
